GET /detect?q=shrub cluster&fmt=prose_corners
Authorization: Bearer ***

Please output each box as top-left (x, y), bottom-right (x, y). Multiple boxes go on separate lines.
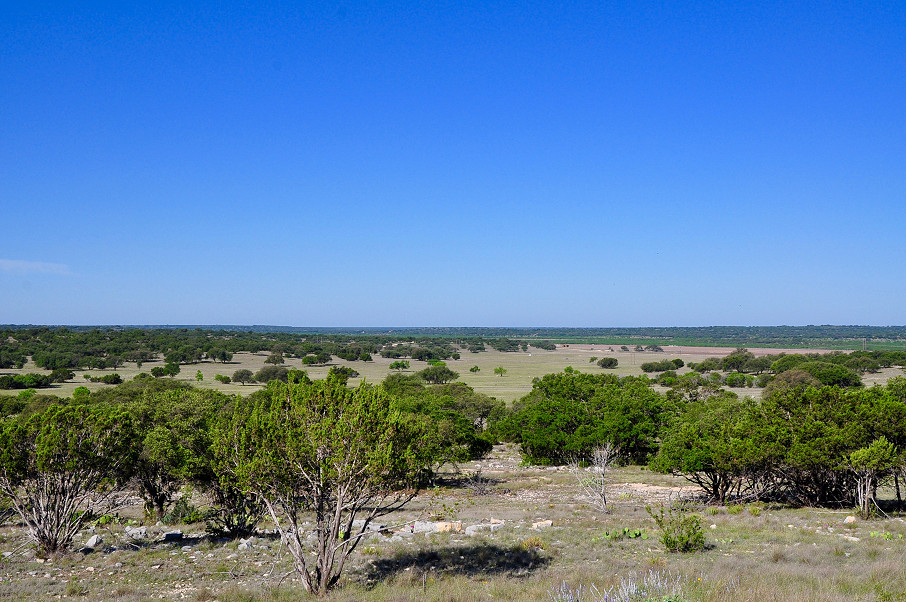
top-left (0, 373), bottom-right (52, 389)
top-left (652, 379), bottom-right (906, 506)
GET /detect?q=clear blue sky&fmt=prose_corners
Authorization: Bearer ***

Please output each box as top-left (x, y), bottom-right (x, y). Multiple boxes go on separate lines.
top-left (2, 2), bottom-right (904, 327)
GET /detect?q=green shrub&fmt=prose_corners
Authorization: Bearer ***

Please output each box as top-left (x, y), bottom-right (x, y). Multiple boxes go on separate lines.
top-left (163, 496), bottom-right (207, 525)
top-left (641, 360), bottom-right (677, 373)
top-left (646, 504), bottom-right (706, 553)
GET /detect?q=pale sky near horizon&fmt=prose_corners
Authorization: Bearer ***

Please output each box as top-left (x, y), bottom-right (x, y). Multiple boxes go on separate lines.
top-left (2, 2), bottom-right (904, 327)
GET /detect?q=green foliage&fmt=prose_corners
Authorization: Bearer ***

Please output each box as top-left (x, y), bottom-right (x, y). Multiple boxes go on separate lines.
top-left (744, 356), bottom-right (773, 374)
top-left (264, 352), bottom-right (284, 365)
top-left (850, 436), bottom-right (899, 519)
top-left (327, 365), bottom-right (359, 385)
top-left (470, 365), bottom-right (480, 373)
top-left (0, 346), bottom-right (27, 369)
top-left (417, 365), bottom-right (459, 385)
top-left (386, 378), bottom-right (501, 462)
top-left (85, 373), bottom-right (123, 385)
top-left (162, 494), bottom-right (208, 525)
top-left (722, 348), bottom-right (755, 372)
top-left (597, 357), bottom-right (618, 369)
top-left (0, 404), bottom-right (139, 554)
top-left (0, 373), bottom-right (52, 389)
top-left (214, 374), bottom-right (231, 384)
top-left (232, 369), bottom-right (255, 385)
top-left (488, 338), bottom-right (521, 352)
top-left (494, 366), bottom-right (507, 377)
top-left (49, 368), bottom-right (75, 383)
top-left (0, 395), bottom-right (27, 418)
top-left (301, 352), bottom-right (331, 365)
top-left (389, 360), bottom-right (410, 371)
top-left (116, 385), bottom-right (230, 520)
top-left (770, 353), bottom-right (811, 374)
top-left (646, 504), bottom-right (705, 553)
top-left (795, 361), bottom-right (861, 387)
top-left (212, 379), bottom-right (436, 595)
top-left (651, 393), bottom-right (749, 504)
top-left (723, 372), bottom-right (749, 387)
top-left (655, 371), bottom-right (677, 386)
top-left (381, 373), bottom-right (426, 397)
top-left (504, 372), bottom-right (664, 465)
top-left (593, 526), bottom-right (648, 542)
top-left (254, 365), bottom-right (289, 384)
top-left (205, 482), bottom-right (263, 539)
top-left (689, 357), bottom-right (722, 373)
top-left (641, 360), bottom-right (679, 373)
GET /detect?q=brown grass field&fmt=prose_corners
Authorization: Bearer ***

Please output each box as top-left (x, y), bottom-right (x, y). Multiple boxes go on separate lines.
top-left (1, 347), bottom-right (905, 600)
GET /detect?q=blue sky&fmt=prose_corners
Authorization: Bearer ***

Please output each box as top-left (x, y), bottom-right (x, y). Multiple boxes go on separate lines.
top-left (2, 2), bottom-right (904, 327)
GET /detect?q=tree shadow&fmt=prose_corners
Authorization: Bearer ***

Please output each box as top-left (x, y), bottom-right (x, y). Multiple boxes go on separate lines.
top-left (363, 542), bottom-right (549, 585)
top-left (432, 472), bottom-right (504, 490)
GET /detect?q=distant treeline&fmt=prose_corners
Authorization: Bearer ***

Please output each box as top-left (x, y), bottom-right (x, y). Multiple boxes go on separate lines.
top-left (0, 327), bottom-right (556, 371)
top-left (5, 324), bottom-right (906, 349)
top-left (2, 325), bottom-right (905, 372)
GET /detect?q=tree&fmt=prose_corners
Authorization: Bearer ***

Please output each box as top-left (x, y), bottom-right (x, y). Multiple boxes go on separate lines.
top-left (570, 442), bottom-right (620, 512)
top-left (122, 388), bottom-right (226, 520)
top-left (506, 372), bottom-right (663, 465)
top-left (722, 348), bottom-right (755, 372)
top-left (232, 369), bottom-right (255, 385)
top-left (164, 362), bottom-right (181, 377)
top-left (207, 348), bottom-right (233, 363)
top-left (494, 366), bottom-right (507, 377)
top-left (597, 358), bottom-right (618, 369)
top-left (389, 360), bottom-right (410, 372)
top-left (795, 362), bottom-right (861, 387)
top-left (0, 405), bottom-right (139, 554)
top-left (470, 365), bottom-right (481, 373)
top-left (254, 365), bottom-right (289, 384)
top-left (302, 352), bottom-right (331, 366)
top-left (195, 370), bottom-right (204, 381)
top-left (264, 353), bottom-right (285, 365)
top-left (214, 374), bottom-right (231, 384)
top-left (213, 379), bottom-right (435, 595)
top-left (641, 360), bottom-right (676, 373)
top-left (651, 394), bottom-right (749, 504)
top-left (417, 365), bottom-right (459, 385)
top-left (327, 366), bottom-right (359, 385)
top-left (849, 437), bottom-right (899, 519)
top-left (49, 369), bottom-right (75, 383)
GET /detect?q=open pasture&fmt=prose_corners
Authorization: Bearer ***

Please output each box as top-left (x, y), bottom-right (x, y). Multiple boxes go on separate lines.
top-left (10, 343), bottom-right (899, 403)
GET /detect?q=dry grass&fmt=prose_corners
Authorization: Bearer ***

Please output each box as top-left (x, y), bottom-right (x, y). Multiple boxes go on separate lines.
top-left (0, 445), bottom-right (904, 600)
top-left (7, 342), bottom-right (902, 404)
top-left (3, 347), bottom-right (906, 599)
